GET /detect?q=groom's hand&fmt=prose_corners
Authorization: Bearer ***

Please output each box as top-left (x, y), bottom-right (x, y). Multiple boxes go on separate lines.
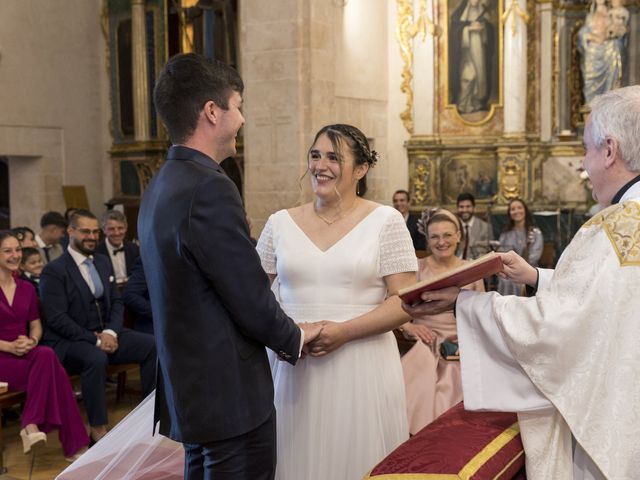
top-left (300, 322), bottom-right (324, 346)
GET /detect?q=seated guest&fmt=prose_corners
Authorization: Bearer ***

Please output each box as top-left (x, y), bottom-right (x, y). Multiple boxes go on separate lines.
top-left (19, 247), bottom-right (44, 292)
top-left (122, 257), bottom-right (153, 334)
top-left (12, 227), bottom-right (38, 249)
top-left (497, 198), bottom-right (543, 296)
top-left (95, 210), bottom-right (139, 285)
top-left (35, 211), bottom-right (67, 264)
top-left (455, 192), bottom-right (493, 260)
top-left (0, 231), bottom-right (89, 461)
top-left (39, 209), bottom-right (156, 443)
top-left (392, 189), bottom-right (426, 251)
top-left (400, 208), bottom-right (484, 434)
top-left (60, 208), bottom-right (78, 250)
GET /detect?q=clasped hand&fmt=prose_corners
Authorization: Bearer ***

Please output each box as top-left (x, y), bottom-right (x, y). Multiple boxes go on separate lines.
top-left (9, 335), bottom-right (36, 357)
top-left (95, 332), bottom-right (118, 354)
top-left (299, 321), bottom-right (349, 358)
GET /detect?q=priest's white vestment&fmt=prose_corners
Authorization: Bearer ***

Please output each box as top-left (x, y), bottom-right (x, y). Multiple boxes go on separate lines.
top-left (456, 187), bottom-right (640, 479)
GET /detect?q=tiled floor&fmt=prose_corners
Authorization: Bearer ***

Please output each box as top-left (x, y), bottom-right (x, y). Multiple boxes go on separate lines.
top-left (1, 376), bottom-right (144, 480)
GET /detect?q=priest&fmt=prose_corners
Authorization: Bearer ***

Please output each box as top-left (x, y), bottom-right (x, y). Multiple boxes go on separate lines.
top-left (402, 85), bottom-right (640, 479)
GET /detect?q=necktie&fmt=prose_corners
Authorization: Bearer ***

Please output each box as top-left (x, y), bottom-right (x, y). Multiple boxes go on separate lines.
top-left (113, 247), bottom-right (125, 255)
top-left (84, 258), bottom-right (104, 298)
top-left (43, 246), bottom-right (51, 263)
top-left (463, 225), bottom-right (469, 260)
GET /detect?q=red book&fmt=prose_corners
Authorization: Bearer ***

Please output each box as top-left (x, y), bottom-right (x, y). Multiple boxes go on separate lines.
top-left (397, 252), bottom-right (503, 304)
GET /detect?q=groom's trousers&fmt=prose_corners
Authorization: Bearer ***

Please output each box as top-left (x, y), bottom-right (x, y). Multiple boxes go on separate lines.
top-left (183, 408), bottom-right (277, 480)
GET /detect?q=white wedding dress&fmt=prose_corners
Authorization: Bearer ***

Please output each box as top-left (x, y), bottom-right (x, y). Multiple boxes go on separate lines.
top-left (257, 206), bottom-right (416, 480)
top-left (57, 205), bottom-right (415, 480)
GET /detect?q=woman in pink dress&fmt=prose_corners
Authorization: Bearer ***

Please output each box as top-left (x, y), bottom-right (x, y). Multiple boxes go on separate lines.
top-left (0, 230), bottom-right (89, 460)
top-left (400, 208), bottom-right (484, 434)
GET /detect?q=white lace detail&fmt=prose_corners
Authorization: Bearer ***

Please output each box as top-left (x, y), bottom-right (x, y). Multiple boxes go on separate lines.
top-left (379, 209), bottom-right (418, 277)
top-left (256, 215), bottom-right (276, 274)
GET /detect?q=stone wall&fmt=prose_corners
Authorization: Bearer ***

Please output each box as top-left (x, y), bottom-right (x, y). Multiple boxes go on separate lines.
top-left (0, 0), bottom-right (110, 229)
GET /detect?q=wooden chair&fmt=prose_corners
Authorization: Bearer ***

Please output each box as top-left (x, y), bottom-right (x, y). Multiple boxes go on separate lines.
top-left (0, 390), bottom-right (27, 473)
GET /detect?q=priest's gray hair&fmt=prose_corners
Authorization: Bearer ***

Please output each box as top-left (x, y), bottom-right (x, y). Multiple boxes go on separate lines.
top-left (589, 85), bottom-right (640, 172)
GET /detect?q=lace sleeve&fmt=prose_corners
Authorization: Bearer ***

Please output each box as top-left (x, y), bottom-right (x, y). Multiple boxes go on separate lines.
top-left (379, 209), bottom-right (419, 276)
top-left (256, 215), bottom-right (277, 274)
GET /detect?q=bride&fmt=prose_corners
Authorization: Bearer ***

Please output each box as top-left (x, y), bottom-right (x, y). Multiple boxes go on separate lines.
top-left (258, 124), bottom-right (417, 479)
top-left (57, 124), bottom-right (417, 480)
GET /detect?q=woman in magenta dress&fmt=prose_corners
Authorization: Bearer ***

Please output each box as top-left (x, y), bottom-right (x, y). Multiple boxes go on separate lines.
top-left (0, 230), bottom-right (89, 461)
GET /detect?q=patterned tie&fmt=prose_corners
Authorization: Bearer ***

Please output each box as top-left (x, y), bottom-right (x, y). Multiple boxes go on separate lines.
top-left (84, 257), bottom-right (104, 298)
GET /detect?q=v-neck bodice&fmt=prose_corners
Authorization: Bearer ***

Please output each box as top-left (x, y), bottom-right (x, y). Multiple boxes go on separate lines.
top-left (257, 206), bottom-right (418, 309)
top-left (0, 278), bottom-right (39, 342)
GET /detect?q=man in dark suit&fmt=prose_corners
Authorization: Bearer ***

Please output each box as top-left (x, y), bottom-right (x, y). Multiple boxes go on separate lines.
top-left (40, 209), bottom-right (156, 443)
top-left (95, 209), bottom-right (139, 285)
top-left (392, 189), bottom-right (425, 251)
top-left (139, 53), bottom-right (321, 480)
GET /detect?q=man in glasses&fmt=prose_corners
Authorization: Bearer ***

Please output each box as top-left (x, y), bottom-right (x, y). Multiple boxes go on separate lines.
top-left (40, 209), bottom-right (156, 444)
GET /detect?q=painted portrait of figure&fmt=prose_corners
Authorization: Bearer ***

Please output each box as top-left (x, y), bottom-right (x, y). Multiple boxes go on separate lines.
top-left (448, 0), bottom-right (500, 121)
top-left (443, 157), bottom-right (498, 202)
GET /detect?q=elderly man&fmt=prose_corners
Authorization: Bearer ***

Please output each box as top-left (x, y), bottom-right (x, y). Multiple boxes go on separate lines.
top-left (95, 209), bottom-right (139, 285)
top-left (403, 86), bottom-right (640, 479)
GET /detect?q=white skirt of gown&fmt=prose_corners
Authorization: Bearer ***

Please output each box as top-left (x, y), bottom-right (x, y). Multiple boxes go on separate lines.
top-left (271, 303), bottom-right (409, 480)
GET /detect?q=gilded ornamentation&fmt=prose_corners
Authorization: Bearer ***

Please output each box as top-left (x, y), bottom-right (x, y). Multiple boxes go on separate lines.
top-left (396, 0), bottom-right (440, 134)
top-left (499, 154), bottom-right (524, 200)
top-left (502, 0), bottom-right (530, 36)
top-left (412, 163), bottom-right (429, 204)
top-left (569, 20), bottom-right (586, 129)
top-left (583, 200), bottom-right (640, 265)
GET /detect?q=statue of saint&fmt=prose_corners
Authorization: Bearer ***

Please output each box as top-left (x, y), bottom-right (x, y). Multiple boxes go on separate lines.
top-left (577, 0), bottom-right (629, 105)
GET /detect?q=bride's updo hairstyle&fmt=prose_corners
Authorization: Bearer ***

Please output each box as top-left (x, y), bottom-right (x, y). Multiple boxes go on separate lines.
top-left (309, 124), bottom-right (379, 197)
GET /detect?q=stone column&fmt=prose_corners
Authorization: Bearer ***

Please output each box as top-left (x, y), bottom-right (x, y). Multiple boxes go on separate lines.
top-left (503, 0), bottom-right (528, 137)
top-left (539, 1), bottom-right (553, 141)
top-left (131, 0), bottom-right (150, 142)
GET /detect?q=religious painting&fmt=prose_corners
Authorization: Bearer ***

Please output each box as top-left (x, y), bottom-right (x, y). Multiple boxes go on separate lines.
top-left (446, 0), bottom-right (502, 124)
top-left (442, 155), bottom-right (498, 203)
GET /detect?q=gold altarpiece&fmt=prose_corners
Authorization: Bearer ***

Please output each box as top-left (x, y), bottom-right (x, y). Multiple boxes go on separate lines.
top-left (397, 0), bottom-right (640, 216)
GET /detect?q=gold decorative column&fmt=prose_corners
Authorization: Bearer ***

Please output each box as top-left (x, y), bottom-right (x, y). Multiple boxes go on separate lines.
top-left (131, 0), bottom-right (150, 142)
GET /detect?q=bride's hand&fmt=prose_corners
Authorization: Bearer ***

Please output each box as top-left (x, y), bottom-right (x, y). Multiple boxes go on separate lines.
top-left (402, 323), bottom-right (435, 344)
top-left (308, 321), bottom-right (349, 357)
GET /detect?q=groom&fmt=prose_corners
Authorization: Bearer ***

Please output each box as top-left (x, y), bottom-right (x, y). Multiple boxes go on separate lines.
top-left (139, 53), bottom-right (322, 480)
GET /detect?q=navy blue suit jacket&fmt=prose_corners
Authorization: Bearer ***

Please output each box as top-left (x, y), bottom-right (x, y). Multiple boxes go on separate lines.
top-left (138, 145), bottom-right (301, 444)
top-left (39, 251), bottom-right (124, 361)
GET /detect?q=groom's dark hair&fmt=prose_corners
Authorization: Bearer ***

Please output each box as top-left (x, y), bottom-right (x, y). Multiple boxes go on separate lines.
top-left (153, 53), bottom-right (244, 144)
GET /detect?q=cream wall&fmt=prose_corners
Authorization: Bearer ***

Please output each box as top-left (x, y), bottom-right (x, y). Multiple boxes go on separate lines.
top-left (242, 0), bottom-right (410, 233)
top-left (0, 0), bottom-right (111, 229)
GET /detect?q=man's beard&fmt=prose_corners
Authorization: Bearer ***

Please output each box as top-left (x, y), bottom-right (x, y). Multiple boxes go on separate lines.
top-left (73, 239), bottom-right (96, 255)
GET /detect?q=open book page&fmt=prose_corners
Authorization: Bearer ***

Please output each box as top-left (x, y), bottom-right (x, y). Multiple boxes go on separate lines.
top-left (397, 252), bottom-right (503, 304)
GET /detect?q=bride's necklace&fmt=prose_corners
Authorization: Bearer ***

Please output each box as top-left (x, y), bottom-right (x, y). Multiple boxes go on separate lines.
top-left (313, 199), bottom-right (359, 226)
